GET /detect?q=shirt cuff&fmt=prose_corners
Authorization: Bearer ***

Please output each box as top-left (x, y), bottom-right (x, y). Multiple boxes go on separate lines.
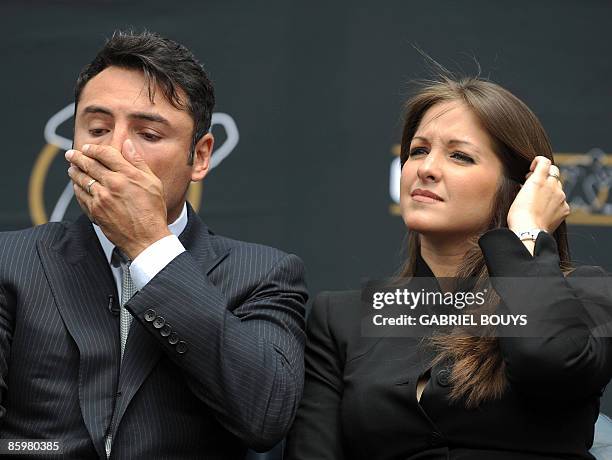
top-left (129, 235), bottom-right (186, 290)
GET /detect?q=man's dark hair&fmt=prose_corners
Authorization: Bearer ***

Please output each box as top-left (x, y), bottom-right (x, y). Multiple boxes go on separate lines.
top-left (74, 30), bottom-right (215, 164)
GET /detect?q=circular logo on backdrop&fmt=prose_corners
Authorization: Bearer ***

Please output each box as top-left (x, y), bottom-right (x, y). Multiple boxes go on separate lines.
top-left (28, 103), bottom-right (239, 225)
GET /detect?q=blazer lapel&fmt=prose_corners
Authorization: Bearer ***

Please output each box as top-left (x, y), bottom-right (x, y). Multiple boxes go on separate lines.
top-left (111, 203), bottom-right (230, 436)
top-left (178, 202), bottom-right (229, 273)
top-left (37, 214), bottom-right (120, 459)
top-left (109, 318), bottom-right (161, 439)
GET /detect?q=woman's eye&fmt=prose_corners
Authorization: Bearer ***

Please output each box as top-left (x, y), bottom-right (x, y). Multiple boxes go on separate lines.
top-left (409, 147), bottom-right (428, 157)
top-left (451, 151), bottom-right (475, 163)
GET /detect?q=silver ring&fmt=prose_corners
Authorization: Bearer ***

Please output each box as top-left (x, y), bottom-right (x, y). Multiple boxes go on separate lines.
top-left (548, 172), bottom-right (561, 182)
top-left (86, 179), bottom-right (97, 195)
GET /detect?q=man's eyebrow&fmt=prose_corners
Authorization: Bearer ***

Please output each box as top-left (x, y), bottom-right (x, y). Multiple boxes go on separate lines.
top-left (82, 105), bottom-right (113, 117)
top-left (128, 112), bottom-right (170, 125)
top-left (80, 106), bottom-right (170, 125)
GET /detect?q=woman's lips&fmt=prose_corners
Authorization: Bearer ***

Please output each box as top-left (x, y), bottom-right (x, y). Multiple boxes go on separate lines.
top-left (411, 189), bottom-right (443, 203)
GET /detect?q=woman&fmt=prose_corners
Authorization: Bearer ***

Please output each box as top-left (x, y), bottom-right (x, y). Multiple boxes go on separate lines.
top-left (286, 76), bottom-right (612, 459)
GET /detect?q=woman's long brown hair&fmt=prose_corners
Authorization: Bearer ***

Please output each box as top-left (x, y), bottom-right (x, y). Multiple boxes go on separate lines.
top-left (399, 76), bottom-right (571, 408)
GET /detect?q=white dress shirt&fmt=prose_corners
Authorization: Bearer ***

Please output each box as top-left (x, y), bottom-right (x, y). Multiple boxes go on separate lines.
top-left (92, 203), bottom-right (188, 302)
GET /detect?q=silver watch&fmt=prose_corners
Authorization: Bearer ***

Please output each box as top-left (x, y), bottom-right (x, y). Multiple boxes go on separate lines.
top-left (513, 228), bottom-right (546, 242)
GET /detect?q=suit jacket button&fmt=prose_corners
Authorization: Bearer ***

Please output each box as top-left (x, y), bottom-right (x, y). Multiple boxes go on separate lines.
top-left (160, 323), bottom-right (172, 337)
top-left (168, 332), bottom-right (179, 345)
top-left (153, 316), bottom-right (165, 329)
top-left (436, 368), bottom-right (451, 387)
top-left (144, 309), bottom-right (156, 322)
top-left (176, 341), bottom-right (188, 354)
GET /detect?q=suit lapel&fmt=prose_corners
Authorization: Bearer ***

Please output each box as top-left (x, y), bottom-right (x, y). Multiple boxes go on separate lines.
top-left (37, 214), bottom-right (120, 459)
top-left (111, 203), bottom-right (230, 436)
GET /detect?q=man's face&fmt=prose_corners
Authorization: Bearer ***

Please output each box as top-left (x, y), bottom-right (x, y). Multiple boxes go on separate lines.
top-left (73, 66), bottom-right (210, 222)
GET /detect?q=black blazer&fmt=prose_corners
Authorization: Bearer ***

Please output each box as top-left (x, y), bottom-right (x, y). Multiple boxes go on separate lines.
top-left (286, 229), bottom-right (612, 459)
top-left (0, 204), bottom-right (308, 459)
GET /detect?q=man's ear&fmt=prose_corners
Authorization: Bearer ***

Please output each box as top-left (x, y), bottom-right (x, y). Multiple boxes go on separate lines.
top-left (191, 132), bottom-right (214, 182)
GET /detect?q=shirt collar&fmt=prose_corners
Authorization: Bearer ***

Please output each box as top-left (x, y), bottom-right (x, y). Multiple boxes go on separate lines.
top-left (92, 202), bottom-right (189, 265)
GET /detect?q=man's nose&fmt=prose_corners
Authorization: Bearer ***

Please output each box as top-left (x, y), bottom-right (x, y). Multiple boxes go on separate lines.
top-left (416, 150), bottom-right (443, 183)
top-left (107, 125), bottom-right (129, 152)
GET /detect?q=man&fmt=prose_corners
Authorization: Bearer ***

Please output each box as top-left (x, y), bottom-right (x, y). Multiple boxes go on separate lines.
top-left (0, 30), bottom-right (307, 459)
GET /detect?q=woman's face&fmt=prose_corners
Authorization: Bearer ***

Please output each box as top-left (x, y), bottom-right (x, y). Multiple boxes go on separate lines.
top-left (400, 100), bottom-right (504, 240)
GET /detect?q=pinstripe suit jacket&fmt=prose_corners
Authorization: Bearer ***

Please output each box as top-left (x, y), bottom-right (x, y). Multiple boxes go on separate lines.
top-left (0, 204), bottom-right (308, 459)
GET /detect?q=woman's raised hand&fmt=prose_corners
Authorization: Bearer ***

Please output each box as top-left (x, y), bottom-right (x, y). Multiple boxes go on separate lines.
top-left (507, 156), bottom-right (570, 234)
